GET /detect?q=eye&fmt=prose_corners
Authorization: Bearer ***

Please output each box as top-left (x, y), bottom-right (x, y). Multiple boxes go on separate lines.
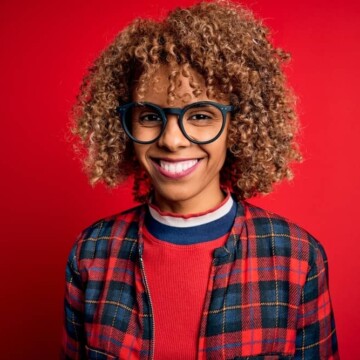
top-left (132, 111), bottom-right (162, 127)
top-left (184, 107), bottom-right (220, 126)
top-left (188, 113), bottom-right (212, 121)
top-left (140, 113), bottom-right (162, 122)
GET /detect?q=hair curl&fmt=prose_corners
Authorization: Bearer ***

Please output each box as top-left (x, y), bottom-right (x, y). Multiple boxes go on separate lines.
top-left (69, 0), bottom-right (302, 202)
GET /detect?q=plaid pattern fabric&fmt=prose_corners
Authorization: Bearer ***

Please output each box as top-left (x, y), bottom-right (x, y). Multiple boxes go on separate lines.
top-left (61, 201), bottom-right (339, 359)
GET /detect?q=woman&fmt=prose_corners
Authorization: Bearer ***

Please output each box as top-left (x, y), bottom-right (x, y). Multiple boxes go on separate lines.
top-left (62, 1), bottom-right (339, 359)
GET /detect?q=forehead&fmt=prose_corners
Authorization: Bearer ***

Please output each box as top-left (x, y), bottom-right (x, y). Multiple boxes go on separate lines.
top-left (132, 64), bottom-right (208, 106)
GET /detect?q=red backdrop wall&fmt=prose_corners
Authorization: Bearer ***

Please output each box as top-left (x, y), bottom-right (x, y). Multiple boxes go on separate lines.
top-left (1, 0), bottom-right (359, 358)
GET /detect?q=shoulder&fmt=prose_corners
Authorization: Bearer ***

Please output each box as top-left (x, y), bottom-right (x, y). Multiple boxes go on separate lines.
top-left (240, 200), bottom-right (327, 266)
top-left (69, 204), bottom-right (146, 262)
top-left (80, 204), bottom-right (144, 238)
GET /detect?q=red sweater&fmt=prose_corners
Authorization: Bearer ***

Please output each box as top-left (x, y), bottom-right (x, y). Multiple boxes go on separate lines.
top-left (142, 227), bottom-right (228, 359)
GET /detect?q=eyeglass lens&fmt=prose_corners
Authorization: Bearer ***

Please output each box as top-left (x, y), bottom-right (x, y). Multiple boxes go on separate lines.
top-left (123, 103), bottom-right (224, 143)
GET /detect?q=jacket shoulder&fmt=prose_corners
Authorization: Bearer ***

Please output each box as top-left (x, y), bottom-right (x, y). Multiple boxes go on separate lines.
top-left (70, 204), bottom-right (145, 262)
top-left (241, 201), bottom-right (325, 264)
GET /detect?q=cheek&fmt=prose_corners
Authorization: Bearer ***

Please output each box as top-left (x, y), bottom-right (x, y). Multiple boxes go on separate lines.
top-left (205, 142), bottom-right (228, 167)
top-left (133, 144), bottom-right (145, 161)
top-left (132, 144), bottom-right (153, 172)
top-left (218, 142), bottom-right (229, 167)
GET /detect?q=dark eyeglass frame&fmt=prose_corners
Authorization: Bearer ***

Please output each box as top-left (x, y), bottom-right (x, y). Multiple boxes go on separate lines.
top-left (116, 100), bottom-right (234, 145)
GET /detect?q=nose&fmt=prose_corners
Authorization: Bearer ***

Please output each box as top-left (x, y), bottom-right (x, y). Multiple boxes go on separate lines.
top-left (157, 115), bottom-right (191, 151)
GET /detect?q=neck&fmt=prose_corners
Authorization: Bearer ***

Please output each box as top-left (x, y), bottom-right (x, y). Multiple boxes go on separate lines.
top-left (152, 187), bottom-right (226, 215)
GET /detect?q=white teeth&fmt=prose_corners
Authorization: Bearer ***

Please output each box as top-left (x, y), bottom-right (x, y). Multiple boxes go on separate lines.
top-left (159, 159), bottom-right (198, 174)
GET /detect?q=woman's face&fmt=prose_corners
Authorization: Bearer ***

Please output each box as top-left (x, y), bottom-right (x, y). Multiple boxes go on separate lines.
top-left (132, 65), bottom-right (230, 214)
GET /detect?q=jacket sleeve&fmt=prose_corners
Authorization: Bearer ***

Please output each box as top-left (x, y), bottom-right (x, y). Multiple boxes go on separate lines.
top-left (294, 240), bottom-right (339, 359)
top-left (61, 237), bottom-right (86, 360)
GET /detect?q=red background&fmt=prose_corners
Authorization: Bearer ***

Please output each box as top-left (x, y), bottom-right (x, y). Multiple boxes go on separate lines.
top-left (1, 0), bottom-right (359, 358)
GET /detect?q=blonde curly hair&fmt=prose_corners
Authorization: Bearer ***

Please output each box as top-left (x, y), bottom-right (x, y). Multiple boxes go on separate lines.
top-left (69, 0), bottom-right (302, 202)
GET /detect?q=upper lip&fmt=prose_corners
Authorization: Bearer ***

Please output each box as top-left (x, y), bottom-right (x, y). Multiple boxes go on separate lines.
top-left (150, 157), bottom-right (202, 163)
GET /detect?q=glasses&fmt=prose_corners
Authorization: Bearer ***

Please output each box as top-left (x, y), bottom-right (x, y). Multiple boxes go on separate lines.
top-left (116, 101), bottom-right (234, 144)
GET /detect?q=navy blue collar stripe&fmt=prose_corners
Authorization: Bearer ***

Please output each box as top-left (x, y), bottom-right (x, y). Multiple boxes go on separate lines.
top-left (144, 201), bottom-right (237, 245)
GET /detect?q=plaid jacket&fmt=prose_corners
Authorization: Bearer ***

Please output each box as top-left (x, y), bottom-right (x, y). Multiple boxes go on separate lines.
top-left (61, 201), bottom-right (339, 360)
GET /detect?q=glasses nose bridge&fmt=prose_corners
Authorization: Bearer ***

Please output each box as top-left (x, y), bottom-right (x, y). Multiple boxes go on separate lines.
top-left (162, 107), bottom-right (183, 122)
top-left (161, 106), bottom-right (184, 132)
top-left (158, 106), bottom-right (190, 148)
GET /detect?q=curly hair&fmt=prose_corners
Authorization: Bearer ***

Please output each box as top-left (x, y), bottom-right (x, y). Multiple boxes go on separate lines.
top-left (69, 0), bottom-right (302, 202)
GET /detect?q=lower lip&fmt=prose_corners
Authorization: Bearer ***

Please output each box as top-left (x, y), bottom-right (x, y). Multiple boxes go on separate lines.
top-left (152, 160), bottom-right (201, 179)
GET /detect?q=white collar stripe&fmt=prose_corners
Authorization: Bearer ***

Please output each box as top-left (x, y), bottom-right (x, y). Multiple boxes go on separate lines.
top-left (148, 195), bottom-right (234, 228)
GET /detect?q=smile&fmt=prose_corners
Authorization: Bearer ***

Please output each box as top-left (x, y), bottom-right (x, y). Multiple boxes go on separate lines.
top-left (160, 159), bottom-right (198, 173)
top-left (151, 158), bottom-right (201, 179)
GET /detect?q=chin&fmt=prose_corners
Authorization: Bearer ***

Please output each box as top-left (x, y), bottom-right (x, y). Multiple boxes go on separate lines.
top-left (153, 183), bottom-right (199, 202)
top-left (156, 188), bottom-right (194, 203)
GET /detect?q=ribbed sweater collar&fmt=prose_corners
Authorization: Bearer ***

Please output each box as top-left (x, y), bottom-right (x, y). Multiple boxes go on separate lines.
top-left (145, 192), bottom-right (237, 245)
